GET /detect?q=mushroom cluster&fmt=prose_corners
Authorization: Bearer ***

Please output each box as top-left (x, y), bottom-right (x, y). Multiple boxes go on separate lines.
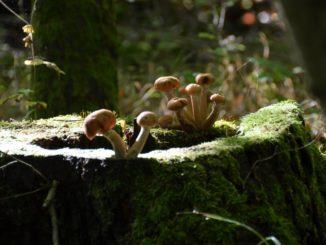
top-left (155, 73), bottom-right (225, 131)
top-left (83, 109), bottom-right (158, 159)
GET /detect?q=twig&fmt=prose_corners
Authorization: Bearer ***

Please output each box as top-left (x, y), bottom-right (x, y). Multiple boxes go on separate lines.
top-left (0, 185), bottom-right (48, 201)
top-left (42, 180), bottom-right (59, 208)
top-left (43, 180), bottom-right (60, 245)
top-left (217, 1), bottom-right (227, 33)
top-left (259, 32), bottom-right (270, 59)
top-left (0, 150), bottom-right (48, 181)
top-left (49, 204), bottom-right (59, 245)
top-left (242, 147), bottom-right (278, 188)
top-left (0, 150), bottom-right (59, 245)
top-left (0, 0), bottom-right (29, 24)
top-left (242, 126), bottom-right (324, 189)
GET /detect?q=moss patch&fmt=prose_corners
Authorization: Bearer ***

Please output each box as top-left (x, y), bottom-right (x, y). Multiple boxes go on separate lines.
top-left (88, 100), bottom-right (325, 244)
top-left (0, 114), bottom-right (237, 151)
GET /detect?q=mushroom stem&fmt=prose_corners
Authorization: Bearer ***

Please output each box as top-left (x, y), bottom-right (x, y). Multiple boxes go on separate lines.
top-left (103, 130), bottom-right (127, 158)
top-left (202, 103), bottom-right (219, 129)
top-left (176, 110), bottom-right (197, 130)
top-left (196, 73), bottom-right (214, 126)
top-left (126, 111), bottom-right (158, 159)
top-left (190, 94), bottom-right (202, 126)
top-left (199, 87), bottom-right (208, 122)
top-left (185, 84), bottom-right (202, 128)
top-left (166, 97), bottom-right (196, 130)
top-left (165, 91), bottom-right (174, 100)
top-left (126, 127), bottom-right (150, 159)
top-left (182, 105), bottom-right (195, 124)
top-left (202, 93), bottom-right (225, 129)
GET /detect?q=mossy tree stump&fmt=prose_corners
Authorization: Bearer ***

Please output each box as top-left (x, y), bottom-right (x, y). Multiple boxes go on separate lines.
top-left (0, 101), bottom-right (325, 244)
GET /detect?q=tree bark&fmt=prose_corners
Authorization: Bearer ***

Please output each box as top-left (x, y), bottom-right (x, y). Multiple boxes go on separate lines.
top-left (31, 0), bottom-right (118, 118)
top-left (279, 0), bottom-right (326, 111)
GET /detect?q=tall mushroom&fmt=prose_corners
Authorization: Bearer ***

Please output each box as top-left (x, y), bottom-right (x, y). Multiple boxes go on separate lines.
top-left (83, 109), bottom-right (127, 158)
top-left (126, 111), bottom-right (158, 159)
top-left (184, 83), bottom-right (202, 127)
top-left (196, 73), bottom-right (214, 122)
top-left (203, 93), bottom-right (225, 129)
top-left (154, 76), bottom-right (180, 100)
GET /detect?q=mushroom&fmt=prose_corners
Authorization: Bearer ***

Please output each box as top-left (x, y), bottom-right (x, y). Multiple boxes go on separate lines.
top-left (83, 109), bottom-right (127, 158)
top-left (196, 73), bottom-right (214, 122)
top-left (203, 93), bottom-right (225, 129)
top-left (126, 111), bottom-right (158, 158)
top-left (159, 115), bottom-right (182, 130)
top-left (158, 115), bottom-right (173, 128)
top-left (184, 83), bottom-right (202, 126)
top-left (154, 76), bottom-right (180, 100)
top-left (167, 97), bottom-right (196, 130)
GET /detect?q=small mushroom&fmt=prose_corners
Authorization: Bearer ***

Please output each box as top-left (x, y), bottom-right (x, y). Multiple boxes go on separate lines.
top-left (196, 73), bottom-right (214, 86)
top-left (126, 111), bottom-right (158, 158)
top-left (154, 76), bottom-right (180, 100)
top-left (203, 93), bottom-right (225, 129)
top-left (178, 86), bottom-right (193, 117)
top-left (158, 115), bottom-right (174, 128)
top-left (196, 73), bottom-right (214, 122)
top-left (167, 97), bottom-right (188, 111)
top-left (158, 114), bottom-right (181, 129)
top-left (83, 109), bottom-right (127, 158)
top-left (184, 83), bottom-right (202, 126)
top-left (167, 97), bottom-right (195, 130)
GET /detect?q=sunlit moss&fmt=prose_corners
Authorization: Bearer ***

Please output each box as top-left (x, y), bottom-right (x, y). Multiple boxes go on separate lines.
top-left (89, 100), bottom-right (326, 244)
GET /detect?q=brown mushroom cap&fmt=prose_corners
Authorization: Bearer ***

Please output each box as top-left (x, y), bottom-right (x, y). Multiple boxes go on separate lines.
top-left (158, 115), bottom-right (174, 127)
top-left (210, 93), bottom-right (225, 104)
top-left (136, 111), bottom-right (158, 128)
top-left (167, 97), bottom-right (188, 111)
top-left (178, 86), bottom-right (187, 95)
top-left (184, 83), bottom-right (202, 95)
top-left (83, 109), bottom-right (116, 140)
top-left (154, 76), bottom-right (180, 93)
top-left (195, 73), bottom-right (214, 86)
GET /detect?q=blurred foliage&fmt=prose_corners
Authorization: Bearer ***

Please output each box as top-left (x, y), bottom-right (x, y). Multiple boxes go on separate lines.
top-left (116, 0), bottom-right (308, 117)
top-left (0, 41), bottom-right (32, 119)
top-left (0, 0), bottom-right (324, 144)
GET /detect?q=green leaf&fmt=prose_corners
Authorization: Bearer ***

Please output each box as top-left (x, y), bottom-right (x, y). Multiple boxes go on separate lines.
top-left (17, 89), bottom-right (33, 96)
top-left (24, 59), bottom-right (65, 75)
top-left (0, 94), bottom-right (21, 106)
top-left (198, 32), bottom-right (216, 40)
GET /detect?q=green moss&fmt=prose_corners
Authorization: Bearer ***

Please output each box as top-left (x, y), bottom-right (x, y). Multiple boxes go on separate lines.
top-left (149, 119), bottom-right (237, 150)
top-left (89, 101), bottom-right (326, 244)
top-left (239, 100), bottom-right (303, 139)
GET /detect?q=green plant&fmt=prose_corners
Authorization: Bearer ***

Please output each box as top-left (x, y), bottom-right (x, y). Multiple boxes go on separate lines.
top-left (0, 0), bottom-right (64, 119)
top-left (178, 210), bottom-right (281, 245)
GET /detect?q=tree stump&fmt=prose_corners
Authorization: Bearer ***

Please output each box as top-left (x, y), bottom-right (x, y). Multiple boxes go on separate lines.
top-left (0, 100), bottom-right (325, 244)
